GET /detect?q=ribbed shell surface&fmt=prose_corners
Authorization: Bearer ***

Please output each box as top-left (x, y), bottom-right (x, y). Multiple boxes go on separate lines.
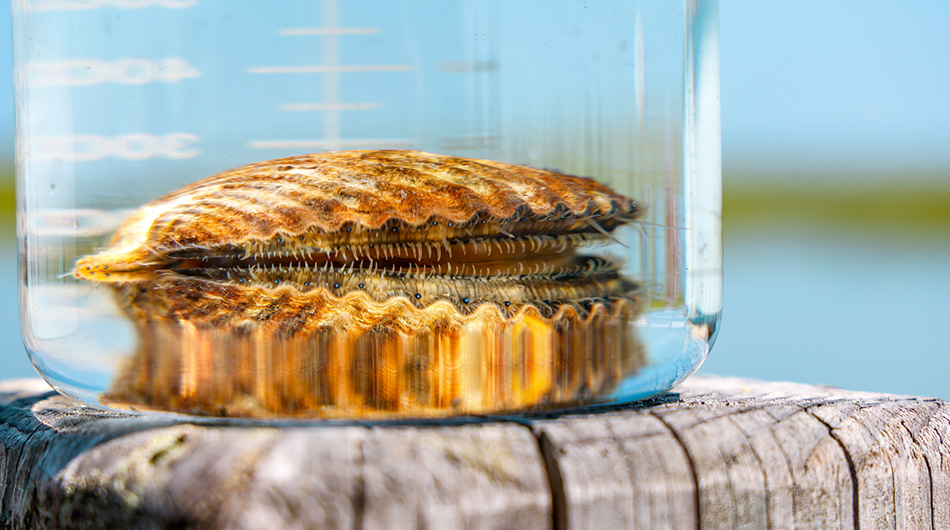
top-left (120, 149), bottom-right (635, 252)
top-left (71, 150), bottom-right (646, 418)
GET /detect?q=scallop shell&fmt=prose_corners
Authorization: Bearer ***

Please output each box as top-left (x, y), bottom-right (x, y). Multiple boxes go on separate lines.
top-left (76, 150), bottom-right (645, 418)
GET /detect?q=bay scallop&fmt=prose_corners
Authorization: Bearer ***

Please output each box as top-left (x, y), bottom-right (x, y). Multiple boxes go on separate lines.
top-left (74, 150), bottom-right (646, 418)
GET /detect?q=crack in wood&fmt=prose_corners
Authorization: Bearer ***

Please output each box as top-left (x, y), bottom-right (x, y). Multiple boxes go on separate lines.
top-left (2, 377), bottom-right (949, 529)
top-left (761, 406), bottom-right (810, 526)
top-left (900, 420), bottom-right (936, 530)
top-left (725, 413), bottom-right (773, 529)
top-left (535, 430), bottom-right (566, 530)
top-left (353, 432), bottom-right (366, 530)
top-left (648, 411), bottom-right (701, 530)
top-left (800, 404), bottom-right (860, 530)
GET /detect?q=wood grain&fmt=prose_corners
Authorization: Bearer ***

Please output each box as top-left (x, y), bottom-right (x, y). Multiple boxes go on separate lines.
top-left (1, 376), bottom-right (947, 529)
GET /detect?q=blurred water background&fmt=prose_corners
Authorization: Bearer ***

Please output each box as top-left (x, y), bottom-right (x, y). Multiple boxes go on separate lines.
top-left (1, 1), bottom-right (947, 399)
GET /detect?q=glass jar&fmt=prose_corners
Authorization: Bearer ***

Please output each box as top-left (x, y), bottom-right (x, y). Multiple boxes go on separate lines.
top-left (12, 0), bottom-right (721, 418)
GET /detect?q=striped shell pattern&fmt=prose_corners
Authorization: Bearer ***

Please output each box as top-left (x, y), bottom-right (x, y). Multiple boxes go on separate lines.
top-left (74, 150), bottom-right (645, 418)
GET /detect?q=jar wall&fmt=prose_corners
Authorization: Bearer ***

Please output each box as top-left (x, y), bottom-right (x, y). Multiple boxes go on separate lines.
top-left (13, 0), bottom-right (721, 416)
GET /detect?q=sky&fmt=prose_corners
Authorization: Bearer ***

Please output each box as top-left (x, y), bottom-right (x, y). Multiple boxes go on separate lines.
top-left (1, 1), bottom-right (949, 176)
top-left (719, 0), bottom-right (950, 178)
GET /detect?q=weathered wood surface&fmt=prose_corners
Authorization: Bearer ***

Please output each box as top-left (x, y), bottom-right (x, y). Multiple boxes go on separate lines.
top-left (1, 375), bottom-right (947, 529)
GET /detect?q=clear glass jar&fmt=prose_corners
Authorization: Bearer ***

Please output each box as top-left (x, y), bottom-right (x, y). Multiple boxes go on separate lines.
top-left (13, 0), bottom-right (721, 418)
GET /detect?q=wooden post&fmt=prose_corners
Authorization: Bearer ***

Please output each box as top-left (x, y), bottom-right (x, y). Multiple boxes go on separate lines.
top-left (1, 375), bottom-right (947, 529)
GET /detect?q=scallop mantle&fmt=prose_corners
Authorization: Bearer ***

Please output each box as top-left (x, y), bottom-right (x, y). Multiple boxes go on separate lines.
top-left (73, 149), bottom-right (643, 322)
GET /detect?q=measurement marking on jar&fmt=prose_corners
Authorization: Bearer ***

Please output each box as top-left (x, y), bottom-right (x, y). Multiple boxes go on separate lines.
top-left (277, 27), bottom-right (381, 36)
top-left (27, 58), bottom-right (201, 87)
top-left (247, 0), bottom-right (416, 151)
top-left (33, 133), bottom-right (202, 161)
top-left (24, 0), bottom-right (197, 12)
top-left (439, 135), bottom-right (502, 151)
top-left (30, 208), bottom-right (134, 237)
top-left (247, 139), bottom-right (415, 151)
top-left (278, 102), bottom-right (382, 112)
top-left (441, 61), bottom-right (499, 73)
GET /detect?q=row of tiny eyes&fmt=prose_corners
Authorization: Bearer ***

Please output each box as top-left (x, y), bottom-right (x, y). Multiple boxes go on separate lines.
top-left (230, 276), bottom-right (613, 309)
top-left (236, 275), bottom-right (487, 305)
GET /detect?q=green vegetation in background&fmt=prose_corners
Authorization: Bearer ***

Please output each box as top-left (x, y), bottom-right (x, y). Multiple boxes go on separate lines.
top-left (0, 170), bottom-right (12, 240)
top-left (0, 168), bottom-right (947, 239)
top-left (723, 176), bottom-right (950, 237)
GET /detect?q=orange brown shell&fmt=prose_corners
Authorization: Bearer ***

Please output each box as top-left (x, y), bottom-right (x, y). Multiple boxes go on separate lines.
top-left (74, 150), bottom-right (646, 418)
top-left (73, 150), bottom-right (639, 282)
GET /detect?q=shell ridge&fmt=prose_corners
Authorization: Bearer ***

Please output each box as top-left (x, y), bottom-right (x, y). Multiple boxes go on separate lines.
top-left (126, 275), bottom-right (636, 331)
top-left (114, 151), bottom-right (636, 254)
